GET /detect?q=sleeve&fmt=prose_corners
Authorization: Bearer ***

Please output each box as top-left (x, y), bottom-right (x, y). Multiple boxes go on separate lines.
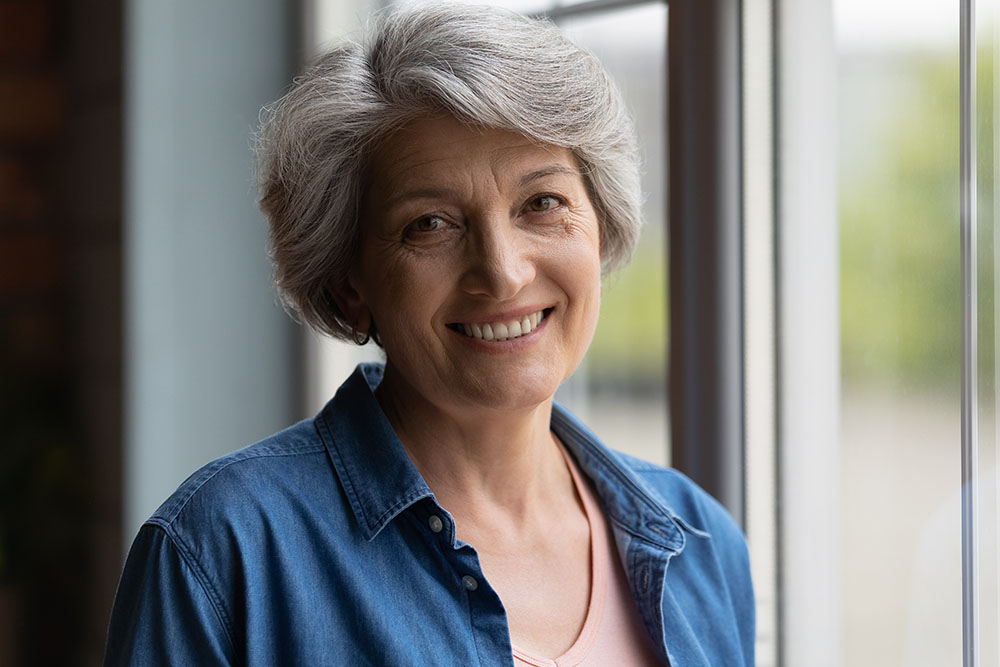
top-left (694, 490), bottom-right (756, 666)
top-left (639, 465), bottom-right (757, 666)
top-left (104, 524), bottom-right (236, 666)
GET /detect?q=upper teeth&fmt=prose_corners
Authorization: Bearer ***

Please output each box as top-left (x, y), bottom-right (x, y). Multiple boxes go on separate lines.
top-left (458, 310), bottom-right (546, 341)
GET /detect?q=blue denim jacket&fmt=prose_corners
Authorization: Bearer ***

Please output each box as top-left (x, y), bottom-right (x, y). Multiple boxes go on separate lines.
top-left (105, 363), bottom-right (754, 666)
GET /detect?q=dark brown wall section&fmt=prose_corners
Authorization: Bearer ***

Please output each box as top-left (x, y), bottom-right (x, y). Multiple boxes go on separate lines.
top-left (0, 1), bottom-right (123, 665)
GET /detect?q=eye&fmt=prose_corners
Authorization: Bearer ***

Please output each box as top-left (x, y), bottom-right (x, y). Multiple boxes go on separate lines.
top-left (404, 215), bottom-right (447, 235)
top-left (525, 194), bottom-right (562, 213)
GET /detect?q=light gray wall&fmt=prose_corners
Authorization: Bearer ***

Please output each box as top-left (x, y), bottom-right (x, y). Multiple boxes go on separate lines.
top-left (124, 0), bottom-right (298, 542)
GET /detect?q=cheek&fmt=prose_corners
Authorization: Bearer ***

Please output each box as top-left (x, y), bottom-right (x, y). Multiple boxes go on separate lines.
top-left (581, 277), bottom-right (603, 332)
top-left (570, 230), bottom-right (604, 286)
top-left (359, 259), bottom-right (444, 338)
top-left (554, 242), bottom-right (602, 322)
top-left (577, 249), bottom-right (604, 326)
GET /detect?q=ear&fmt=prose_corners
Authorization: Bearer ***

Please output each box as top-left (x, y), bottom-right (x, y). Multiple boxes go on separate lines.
top-left (328, 275), bottom-right (371, 335)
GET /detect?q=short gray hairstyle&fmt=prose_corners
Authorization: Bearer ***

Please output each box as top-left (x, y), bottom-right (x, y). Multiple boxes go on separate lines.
top-left (256, 2), bottom-right (642, 341)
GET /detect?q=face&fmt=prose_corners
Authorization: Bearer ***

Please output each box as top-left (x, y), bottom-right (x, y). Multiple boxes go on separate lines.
top-left (341, 115), bottom-right (603, 418)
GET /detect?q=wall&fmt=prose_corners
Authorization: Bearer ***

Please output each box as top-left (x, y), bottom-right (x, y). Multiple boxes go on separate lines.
top-left (0, 1), bottom-right (123, 664)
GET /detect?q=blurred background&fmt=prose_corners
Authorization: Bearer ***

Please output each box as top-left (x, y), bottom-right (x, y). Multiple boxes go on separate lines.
top-left (1, 1), bottom-right (301, 664)
top-left (1, 2), bottom-right (128, 664)
top-left (2, 0), bottom-right (999, 665)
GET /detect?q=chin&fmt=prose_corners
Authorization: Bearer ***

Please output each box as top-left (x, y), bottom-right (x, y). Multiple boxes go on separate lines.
top-left (447, 365), bottom-right (567, 414)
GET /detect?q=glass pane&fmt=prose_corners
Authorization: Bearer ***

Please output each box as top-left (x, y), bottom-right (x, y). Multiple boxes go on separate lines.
top-left (835, 1), bottom-right (963, 664)
top-left (554, 2), bottom-right (669, 466)
top-left (976, 2), bottom-right (1000, 664)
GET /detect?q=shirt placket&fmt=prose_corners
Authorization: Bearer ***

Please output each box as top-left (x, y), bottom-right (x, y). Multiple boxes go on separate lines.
top-left (415, 501), bottom-right (516, 667)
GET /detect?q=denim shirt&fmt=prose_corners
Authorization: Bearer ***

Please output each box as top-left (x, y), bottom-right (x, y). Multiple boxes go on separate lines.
top-left (105, 363), bottom-right (754, 666)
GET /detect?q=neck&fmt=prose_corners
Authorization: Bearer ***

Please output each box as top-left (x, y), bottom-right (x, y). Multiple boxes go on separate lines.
top-left (375, 362), bottom-right (571, 525)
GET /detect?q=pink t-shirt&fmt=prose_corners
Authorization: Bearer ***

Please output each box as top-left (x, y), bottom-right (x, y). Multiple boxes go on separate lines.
top-left (512, 448), bottom-right (662, 667)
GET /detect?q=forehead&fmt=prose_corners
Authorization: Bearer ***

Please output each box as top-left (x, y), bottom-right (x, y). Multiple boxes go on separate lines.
top-left (367, 116), bottom-right (578, 195)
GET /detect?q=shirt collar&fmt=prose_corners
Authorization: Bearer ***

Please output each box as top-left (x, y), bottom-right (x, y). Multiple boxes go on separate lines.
top-left (316, 363), bottom-right (434, 541)
top-left (550, 404), bottom-right (707, 553)
top-left (317, 362), bottom-right (705, 551)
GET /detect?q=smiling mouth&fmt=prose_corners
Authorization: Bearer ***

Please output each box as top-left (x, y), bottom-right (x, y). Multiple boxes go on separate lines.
top-left (448, 308), bottom-right (552, 341)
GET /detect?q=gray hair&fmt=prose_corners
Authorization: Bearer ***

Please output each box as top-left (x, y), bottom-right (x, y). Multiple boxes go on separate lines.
top-left (256, 2), bottom-right (642, 341)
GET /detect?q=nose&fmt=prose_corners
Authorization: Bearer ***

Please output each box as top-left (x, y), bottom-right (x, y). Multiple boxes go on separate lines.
top-left (459, 215), bottom-right (535, 301)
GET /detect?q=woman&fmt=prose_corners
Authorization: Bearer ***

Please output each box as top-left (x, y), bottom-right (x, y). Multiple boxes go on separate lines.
top-left (105, 4), bottom-right (754, 666)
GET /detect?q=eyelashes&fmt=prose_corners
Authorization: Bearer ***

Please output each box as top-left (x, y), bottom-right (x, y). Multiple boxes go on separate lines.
top-left (404, 215), bottom-right (447, 235)
top-left (525, 194), bottom-right (563, 213)
top-left (401, 193), bottom-right (568, 240)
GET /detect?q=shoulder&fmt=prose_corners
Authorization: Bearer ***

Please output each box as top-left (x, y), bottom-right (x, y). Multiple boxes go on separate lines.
top-left (602, 448), bottom-right (752, 601)
top-left (613, 451), bottom-right (755, 662)
top-left (109, 416), bottom-right (361, 662)
top-left (611, 450), bottom-right (746, 548)
top-left (551, 402), bottom-right (745, 550)
top-left (147, 417), bottom-right (334, 535)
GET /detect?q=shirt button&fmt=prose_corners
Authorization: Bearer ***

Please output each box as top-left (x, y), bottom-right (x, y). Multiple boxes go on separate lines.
top-left (428, 515), bottom-right (444, 533)
top-left (462, 575), bottom-right (478, 591)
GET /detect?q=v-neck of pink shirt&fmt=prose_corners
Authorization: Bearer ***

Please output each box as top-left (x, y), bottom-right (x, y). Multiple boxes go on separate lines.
top-left (511, 446), bottom-right (661, 667)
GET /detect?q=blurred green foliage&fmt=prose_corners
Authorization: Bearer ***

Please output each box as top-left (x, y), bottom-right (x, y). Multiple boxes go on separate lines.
top-left (588, 240), bottom-right (667, 383)
top-left (583, 48), bottom-right (996, 394)
top-left (838, 49), bottom-right (1000, 390)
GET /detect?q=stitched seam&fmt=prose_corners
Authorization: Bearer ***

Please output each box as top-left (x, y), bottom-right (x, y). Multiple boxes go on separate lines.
top-left (553, 411), bottom-right (691, 550)
top-left (144, 521), bottom-right (237, 654)
top-left (607, 515), bottom-right (681, 550)
top-left (631, 470), bottom-right (713, 539)
top-left (315, 413), bottom-right (372, 533)
top-left (463, 576), bottom-right (488, 667)
top-left (553, 411), bottom-right (678, 518)
top-left (159, 445), bottom-right (325, 524)
top-left (370, 490), bottom-right (434, 530)
top-left (316, 406), bottom-right (432, 537)
top-left (554, 409), bottom-right (716, 547)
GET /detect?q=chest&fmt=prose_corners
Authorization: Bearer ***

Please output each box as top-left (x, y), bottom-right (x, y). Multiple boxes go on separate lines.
top-left (471, 519), bottom-right (593, 658)
top-left (217, 499), bottom-right (738, 667)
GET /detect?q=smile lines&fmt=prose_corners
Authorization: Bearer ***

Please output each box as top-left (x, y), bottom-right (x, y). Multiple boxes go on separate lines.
top-left (449, 308), bottom-right (550, 342)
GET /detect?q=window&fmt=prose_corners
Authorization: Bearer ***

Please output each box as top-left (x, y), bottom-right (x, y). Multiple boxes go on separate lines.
top-left (305, 0), bottom-right (1000, 663)
top-left (779, 0), bottom-right (1000, 664)
top-left (836, 2), bottom-right (962, 662)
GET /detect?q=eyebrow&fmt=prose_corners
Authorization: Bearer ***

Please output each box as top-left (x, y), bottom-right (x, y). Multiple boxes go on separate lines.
top-left (381, 164), bottom-right (581, 211)
top-left (382, 186), bottom-right (462, 211)
top-left (517, 165), bottom-right (580, 188)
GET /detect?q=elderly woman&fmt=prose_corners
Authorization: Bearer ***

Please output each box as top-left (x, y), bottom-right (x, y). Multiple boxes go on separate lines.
top-left (105, 4), bottom-right (753, 666)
